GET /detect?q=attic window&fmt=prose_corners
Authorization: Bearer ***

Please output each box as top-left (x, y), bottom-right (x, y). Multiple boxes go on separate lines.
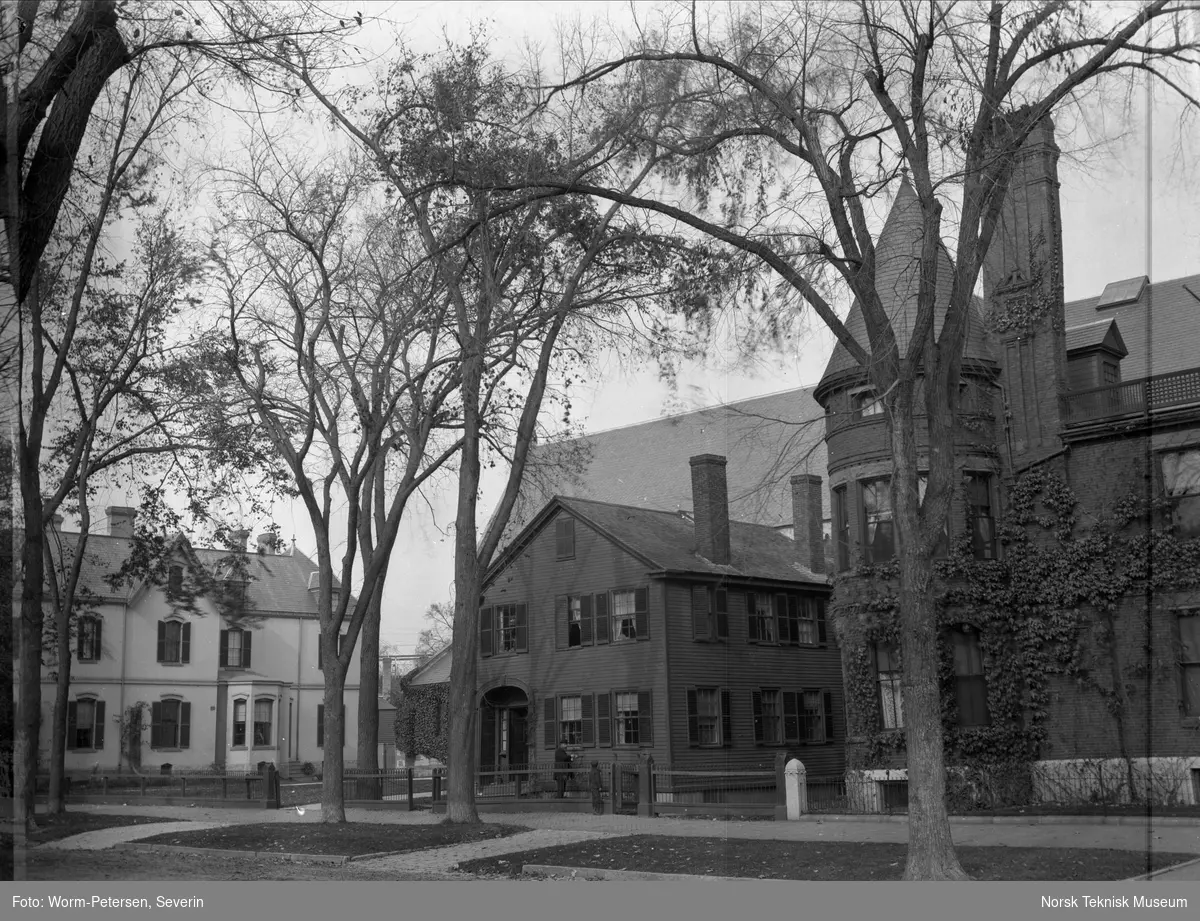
top-left (555, 517), bottom-right (575, 560)
top-left (167, 565), bottom-right (184, 596)
top-left (1095, 276), bottom-right (1147, 310)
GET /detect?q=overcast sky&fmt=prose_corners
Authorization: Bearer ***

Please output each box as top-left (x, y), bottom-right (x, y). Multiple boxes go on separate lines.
top-left (76, 2), bottom-right (1200, 657)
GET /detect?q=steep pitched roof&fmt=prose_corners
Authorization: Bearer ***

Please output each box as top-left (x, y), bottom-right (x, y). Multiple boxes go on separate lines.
top-left (403, 645), bottom-right (452, 687)
top-left (818, 181), bottom-right (994, 389)
top-left (495, 495), bottom-right (827, 589)
top-left (1064, 317), bottom-right (1128, 357)
top-left (1063, 273), bottom-right (1200, 380)
top-left (505, 387), bottom-right (828, 546)
top-left (39, 530), bottom-right (346, 615)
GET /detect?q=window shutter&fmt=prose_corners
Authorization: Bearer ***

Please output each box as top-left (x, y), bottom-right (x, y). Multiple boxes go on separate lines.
top-left (580, 595), bottom-right (593, 645)
top-left (515, 603), bottom-right (528, 653)
top-left (692, 585), bottom-right (710, 640)
top-left (634, 588), bottom-right (649, 639)
top-left (721, 689), bottom-right (733, 748)
top-left (637, 690), bottom-right (652, 746)
top-left (747, 593), bottom-right (759, 641)
top-left (151, 701), bottom-right (163, 749)
top-left (67, 701), bottom-right (78, 750)
top-left (686, 689), bottom-right (698, 746)
top-left (543, 697), bottom-right (556, 749)
top-left (597, 692), bottom-right (611, 747)
top-left (243, 629), bottom-right (252, 668)
top-left (783, 691), bottom-right (800, 743)
top-left (581, 694), bottom-right (594, 746)
top-left (752, 690), bottom-right (764, 744)
top-left (594, 593), bottom-right (610, 644)
top-left (556, 596), bottom-right (568, 649)
top-left (77, 623), bottom-right (85, 660)
top-left (317, 705), bottom-right (324, 748)
top-left (219, 630), bottom-right (229, 667)
top-left (775, 595), bottom-right (789, 644)
top-left (787, 596), bottom-right (802, 646)
top-left (823, 691), bottom-right (835, 744)
top-left (318, 636), bottom-right (323, 670)
top-left (181, 623), bottom-right (191, 663)
top-left (94, 700), bottom-right (106, 750)
top-left (816, 599), bottom-right (828, 645)
top-left (715, 590), bottom-right (728, 639)
top-left (180, 702), bottom-right (191, 749)
top-left (479, 606), bottom-right (493, 658)
top-left (95, 618), bottom-right (102, 659)
top-left (156, 621), bottom-right (166, 662)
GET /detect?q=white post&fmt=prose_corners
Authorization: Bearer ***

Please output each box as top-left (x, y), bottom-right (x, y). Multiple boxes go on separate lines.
top-left (785, 758), bottom-right (807, 820)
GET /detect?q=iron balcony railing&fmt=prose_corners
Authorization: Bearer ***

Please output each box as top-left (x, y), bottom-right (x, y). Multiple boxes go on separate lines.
top-left (1065, 366), bottom-right (1200, 425)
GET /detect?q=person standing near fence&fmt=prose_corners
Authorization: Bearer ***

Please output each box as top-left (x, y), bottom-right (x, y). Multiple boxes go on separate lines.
top-left (554, 739), bottom-right (572, 798)
top-left (589, 761), bottom-right (603, 815)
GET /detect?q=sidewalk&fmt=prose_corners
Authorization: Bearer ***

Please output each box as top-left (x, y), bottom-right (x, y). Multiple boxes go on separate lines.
top-left (30, 803), bottom-right (1200, 879)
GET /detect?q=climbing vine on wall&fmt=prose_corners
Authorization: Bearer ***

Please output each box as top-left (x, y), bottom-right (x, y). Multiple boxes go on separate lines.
top-left (831, 466), bottom-right (1200, 790)
top-left (394, 681), bottom-right (449, 764)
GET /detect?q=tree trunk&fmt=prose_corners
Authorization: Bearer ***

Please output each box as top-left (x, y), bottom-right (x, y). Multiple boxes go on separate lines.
top-left (320, 637), bottom-right (347, 823)
top-left (47, 621), bottom-right (72, 814)
top-left (356, 585), bottom-right (382, 796)
top-left (0, 430), bottom-right (14, 806)
top-left (15, 485), bottom-right (45, 828)
top-left (889, 382), bottom-right (969, 880)
top-left (446, 342), bottom-right (484, 824)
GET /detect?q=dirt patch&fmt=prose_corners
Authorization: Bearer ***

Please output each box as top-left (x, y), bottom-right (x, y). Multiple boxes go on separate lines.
top-left (136, 821), bottom-right (528, 856)
top-left (457, 835), bottom-right (1199, 880)
top-left (959, 804), bottom-right (1200, 818)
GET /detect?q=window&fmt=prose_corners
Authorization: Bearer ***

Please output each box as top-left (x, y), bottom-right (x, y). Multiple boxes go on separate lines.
top-left (254, 699), bottom-right (273, 746)
top-left (852, 389), bottom-right (884, 418)
top-left (747, 592), bottom-right (776, 643)
top-left (77, 616), bottom-right (101, 662)
top-left (691, 586), bottom-right (728, 641)
top-left (754, 689), bottom-right (783, 744)
top-left (775, 595), bottom-right (821, 646)
top-left (615, 692), bottom-right (640, 745)
top-left (555, 517), bottom-right (575, 559)
top-left (232, 699), bottom-right (247, 747)
top-left (688, 687), bottom-right (730, 747)
top-left (151, 699), bottom-right (190, 749)
top-left (1162, 450), bottom-right (1200, 539)
top-left (167, 564), bottom-right (184, 596)
top-left (611, 589), bottom-right (647, 641)
top-left (1179, 612), bottom-right (1200, 718)
top-left (479, 604), bottom-right (528, 657)
top-left (156, 620), bottom-right (191, 664)
top-left (559, 695), bottom-right (583, 745)
top-left (965, 473), bottom-right (998, 560)
top-left (567, 596), bottom-right (583, 647)
top-left (833, 485), bottom-right (850, 571)
top-left (67, 698), bottom-right (105, 750)
top-left (1102, 361), bottom-right (1120, 385)
top-left (875, 644), bottom-right (904, 730)
top-left (860, 478), bottom-right (894, 563)
top-left (951, 627), bottom-right (990, 727)
top-left (221, 627), bottom-right (252, 668)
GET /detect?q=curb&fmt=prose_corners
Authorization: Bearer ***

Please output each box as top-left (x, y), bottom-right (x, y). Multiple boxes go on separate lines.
top-left (522, 864), bottom-right (739, 882)
top-left (1124, 855), bottom-right (1200, 881)
top-left (345, 849), bottom-right (421, 863)
top-left (789, 813), bottom-right (1200, 827)
top-left (117, 842), bottom-right (349, 865)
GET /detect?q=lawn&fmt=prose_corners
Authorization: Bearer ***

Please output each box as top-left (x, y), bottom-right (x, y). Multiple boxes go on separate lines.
top-left (3, 812), bottom-right (180, 879)
top-left (136, 821), bottom-right (528, 857)
top-left (457, 835), bottom-right (1199, 881)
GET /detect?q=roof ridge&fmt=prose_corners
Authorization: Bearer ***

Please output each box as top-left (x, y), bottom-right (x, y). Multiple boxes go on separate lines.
top-left (558, 495), bottom-right (796, 535)
top-left (1064, 271), bottom-right (1200, 309)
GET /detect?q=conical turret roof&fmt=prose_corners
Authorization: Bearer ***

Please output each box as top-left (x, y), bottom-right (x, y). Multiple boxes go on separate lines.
top-left (816, 181), bottom-right (994, 400)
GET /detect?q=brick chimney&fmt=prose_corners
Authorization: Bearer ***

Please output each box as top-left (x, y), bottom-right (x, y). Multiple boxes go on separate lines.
top-left (106, 506), bottom-right (136, 538)
top-left (790, 474), bottom-right (826, 574)
top-left (690, 454), bottom-right (731, 565)
top-left (256, 532), bottom-right (274, 555)
top-left (230, 529), bottom-right (250, 551)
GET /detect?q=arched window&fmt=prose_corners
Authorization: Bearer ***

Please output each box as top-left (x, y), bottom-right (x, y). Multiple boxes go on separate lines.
top-left (67, 696), bottom-right (105, 750)
top-left (156, 618), bottom-right (190, 664)
top-left (151, 697), bottom-right (191, 749)
top-left (951, 626), bottom-right (990, 727)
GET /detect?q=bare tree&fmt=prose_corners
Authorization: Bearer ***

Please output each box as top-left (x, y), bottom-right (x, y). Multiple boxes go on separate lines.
top-left (414, 601), bottom-right (455, 662)
top-left (212, 146), bottom-right (464, 823)
top-left (510, 0), bottom-right (1200, 877)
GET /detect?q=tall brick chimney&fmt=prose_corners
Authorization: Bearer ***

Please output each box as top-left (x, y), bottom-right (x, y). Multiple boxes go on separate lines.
top-left (106, 506), bottom-right (136, 538)
top-left (690, 454), bottom-right (731, 565)
top-left (230, 529), bottom-right (250, 551)
top-left (256, 532), bottom-right (274, 555)
top-left (790, 474), bottom-right (826, 574)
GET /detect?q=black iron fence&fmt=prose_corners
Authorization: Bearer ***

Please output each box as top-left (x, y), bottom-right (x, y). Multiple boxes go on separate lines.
top-left (37, 768), bottom-right (271, 802)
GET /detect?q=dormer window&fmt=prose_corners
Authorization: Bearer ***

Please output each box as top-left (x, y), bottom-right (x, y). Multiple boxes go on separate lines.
top-left (851, 389), bottom-right (884, 418)
top-left (167, 564), bottom-right (184, 597)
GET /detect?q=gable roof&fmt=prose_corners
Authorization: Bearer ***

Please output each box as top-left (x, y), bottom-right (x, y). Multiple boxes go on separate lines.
top-left (1064, 317), bottom-right (1128, 357)
top-left (493, 495), bottom-right (828, 589)
top-left (1063, 272), bottom-right (1200, 380)
top-left (818, 181), bottom-right (995, 391)
top-left (504, 386), bottom-right (829, 547)
top-left (38, 529), bottom-right (347, 616)
top-left (402, 644), bottom-right (452, 687)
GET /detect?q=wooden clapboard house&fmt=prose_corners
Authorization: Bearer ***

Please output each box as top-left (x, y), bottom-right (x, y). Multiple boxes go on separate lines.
top-left (475, 454), bottom-right (845, 778)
